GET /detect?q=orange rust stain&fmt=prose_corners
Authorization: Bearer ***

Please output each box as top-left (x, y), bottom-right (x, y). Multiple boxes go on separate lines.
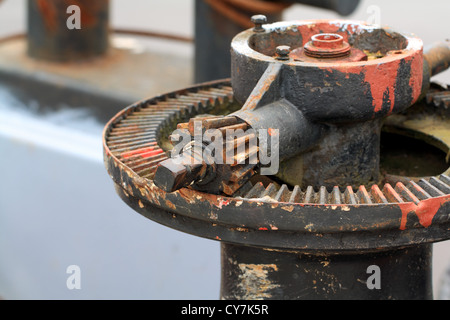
top-left (65, 0), bottom-right (106, 28)
top-left (259, 227), bottom-right (269, 231)
top-left (399, 196), bottom-right (450, 230)
top-left (36, 0), bottom-right (58, 32)
top-left (165, 200), bottom-right (176, 211)
top-left (216, 199), bottom-right (230, 209)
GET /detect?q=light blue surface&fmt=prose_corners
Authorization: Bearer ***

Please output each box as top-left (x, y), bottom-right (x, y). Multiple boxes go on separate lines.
top-left (0, 91), bottom-right (220, 299)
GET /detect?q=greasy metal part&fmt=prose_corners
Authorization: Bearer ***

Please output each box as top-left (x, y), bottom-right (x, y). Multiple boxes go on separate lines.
top-left (221, 243), bottom-right (433, 300)
top-left (232, 20), bottom-right (422, 189)
top-left (154, 114), bottom-right (258, 195)
top-left (158, 18), bottom-right (425, 195)
top-left (422, 40), bottom-right (450, 97)
top-left (27, 0), bottom-right (110, 62)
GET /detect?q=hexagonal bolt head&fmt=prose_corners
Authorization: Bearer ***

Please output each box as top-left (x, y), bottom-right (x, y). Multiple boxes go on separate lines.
top-left (251, 14), bottom-right (267, 32)
top-left (276, 45), bottom-right (291, 60)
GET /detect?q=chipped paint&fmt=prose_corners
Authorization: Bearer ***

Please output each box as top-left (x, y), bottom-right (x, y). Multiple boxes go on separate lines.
top-left (281, 205), bottom-right (294, 212)
top-left (400, 196), bottom-right (450, 230)
top-left (237, 263), bottom-right (280, 299)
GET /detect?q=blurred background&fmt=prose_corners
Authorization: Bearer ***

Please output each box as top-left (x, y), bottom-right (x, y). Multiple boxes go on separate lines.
top-left (0, 0), bottom-right (449, 299)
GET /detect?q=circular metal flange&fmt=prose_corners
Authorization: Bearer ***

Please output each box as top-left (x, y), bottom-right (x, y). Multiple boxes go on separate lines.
top-left (231, 20), bottom-right (424, 123)
top-left (103, 80), bottom-right (450, 252)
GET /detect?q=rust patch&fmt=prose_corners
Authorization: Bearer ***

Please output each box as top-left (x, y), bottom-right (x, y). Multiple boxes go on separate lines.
top-left (165, 200), bottom-right (176, 211)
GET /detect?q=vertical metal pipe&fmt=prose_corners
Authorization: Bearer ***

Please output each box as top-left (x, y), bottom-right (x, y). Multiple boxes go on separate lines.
top-left (27, 0), bottom-right (110, 62)
top-left (194, 0), bottom-right (282, 83)
top-left (221, 243), bottom-right (433, 300)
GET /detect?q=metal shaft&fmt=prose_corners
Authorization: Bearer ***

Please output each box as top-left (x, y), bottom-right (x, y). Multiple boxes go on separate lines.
top-left (221, 243), bottom-right (433, 300)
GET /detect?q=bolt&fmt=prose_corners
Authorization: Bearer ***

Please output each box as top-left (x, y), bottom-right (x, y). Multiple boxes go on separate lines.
top-left (251, 15), bottom-right (267, 33)
top-left (311, 33), bottom-right (344, 49)
top-left (304, 33), bottom-right (351, 59)
top-left (276, 45), bottom-right (291, 61)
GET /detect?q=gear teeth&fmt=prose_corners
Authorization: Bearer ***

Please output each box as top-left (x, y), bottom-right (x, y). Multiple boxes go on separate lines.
top-left (239, 176), bottom-right (450, 205)
top-left (304, 186), bottom-right (315, 203)
top-left (106, 84), bottom-right (234, 180)
top-left (418, 179), bottom-right (445, 197)
top-left (244, 182), bottom-right (266, 198)
top-left (370, 185), bottom-right (389, 204)
top-left (383, 184), bottom-right (404, 203)
top-left (429, 176), bottom-right (450, 193)
top-left (105, 82), bottom-right (450, 208)
top-left (274, 184), bottom-right (290, 202)
top-left (261, 183), bottom-right (279, 198)
top-left (395, 182), bottom-right (420, 205)
top-left (344, 186), bottom-right (357, 204)
top-left (289, 185), bottom-right (303, 203)
top-left (356, 185), bottom-right (372, 204)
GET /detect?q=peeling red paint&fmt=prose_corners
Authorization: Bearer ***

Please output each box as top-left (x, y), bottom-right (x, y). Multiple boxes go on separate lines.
top-left (399, 196), bottom-right (450, 230)
top-left (216, 199), bottom-right (231, 209)
top-left (407, 53), bottom-right (424, 106)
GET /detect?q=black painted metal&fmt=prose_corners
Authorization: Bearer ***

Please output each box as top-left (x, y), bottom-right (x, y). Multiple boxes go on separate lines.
top-left (221, 243), bottom-right (433, 300)
top-left (194, 0), bottom-right (360, 83)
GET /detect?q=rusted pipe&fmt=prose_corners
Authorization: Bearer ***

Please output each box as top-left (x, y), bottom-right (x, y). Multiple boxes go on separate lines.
top-left (27, 0), bottom-right (110, 62)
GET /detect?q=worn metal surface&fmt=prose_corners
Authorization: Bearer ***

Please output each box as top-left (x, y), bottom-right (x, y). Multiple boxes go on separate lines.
top-left (0, 34), bottom-right (193, 103)
top-left (27, 0), bottom-right (110, 62)
top-left (103, 79), bottom-right (450, 252)
top-left (159, 20), bottom-right (425, 191)
top-left (221, 243), bottom-right (432, 300)
top-left (103, 18), bottom-right (450, 300)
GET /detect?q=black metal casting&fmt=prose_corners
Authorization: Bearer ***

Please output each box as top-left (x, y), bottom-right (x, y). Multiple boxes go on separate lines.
top-left (103, 15), bottom-right (450, 300)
